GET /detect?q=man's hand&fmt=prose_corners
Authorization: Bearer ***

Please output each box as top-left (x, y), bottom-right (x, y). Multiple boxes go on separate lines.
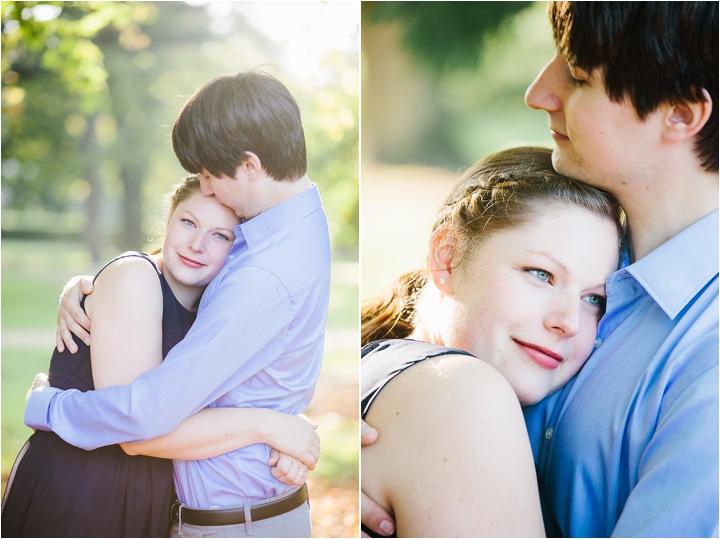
top-left (268, 448), bottom-right (310, 486)
top-left (361, 419), bottom-right (379, 446)
top-left (56, 276), bottom-right (94, 353)
top-left (26, 372), bottom-right (50, 403)
top-left (361, 419), bottom-right (396, 537)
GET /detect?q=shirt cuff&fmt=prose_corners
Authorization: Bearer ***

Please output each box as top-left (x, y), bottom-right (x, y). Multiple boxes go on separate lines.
top-left (24, 385), bottom-right (61, 431)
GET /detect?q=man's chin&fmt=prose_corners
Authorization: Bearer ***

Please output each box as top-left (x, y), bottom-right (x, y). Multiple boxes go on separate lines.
top-left (551, 148), bottom-right (585, 181)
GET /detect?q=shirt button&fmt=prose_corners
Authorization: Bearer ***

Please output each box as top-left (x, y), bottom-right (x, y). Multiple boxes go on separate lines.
top-left (594, 336), bottom-right (603, 348)
top-left (229, 255), bottom-right (234, 259)
top-left (545, 428), bottom-right (554, 440)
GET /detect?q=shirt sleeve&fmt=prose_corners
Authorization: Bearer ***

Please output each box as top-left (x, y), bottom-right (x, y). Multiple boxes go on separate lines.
top-left (24, 265), bottom-right (293, 450)
top-left (612, 338), bottom-right (719, 537)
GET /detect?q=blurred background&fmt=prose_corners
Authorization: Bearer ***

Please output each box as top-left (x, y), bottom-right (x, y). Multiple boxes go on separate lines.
top-left (1, 2), bottom-right (358, 536)
top-left (361, 1), bottom-right (557, 301)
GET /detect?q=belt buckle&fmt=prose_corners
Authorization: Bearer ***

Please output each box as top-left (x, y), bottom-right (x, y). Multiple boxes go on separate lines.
top-left (171, 501), bottom-right (181, 523)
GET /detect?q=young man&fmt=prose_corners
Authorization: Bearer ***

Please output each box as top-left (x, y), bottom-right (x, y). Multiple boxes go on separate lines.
top-left (362, 2), bottom-right (718, 537)
top-left (26, 72), bottom-right (332, 537)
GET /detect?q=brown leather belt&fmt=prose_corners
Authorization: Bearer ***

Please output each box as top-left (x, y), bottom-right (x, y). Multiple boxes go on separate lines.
top-left (173, 484), bottom-right (308, 527)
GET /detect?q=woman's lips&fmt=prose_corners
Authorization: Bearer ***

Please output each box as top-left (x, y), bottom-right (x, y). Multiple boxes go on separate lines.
top-left (550, 129), bottom-right (569, 142)
top-left (179, 254), bottom-right (204, 268)
top-left (513, 339), bottom-right (564, 370)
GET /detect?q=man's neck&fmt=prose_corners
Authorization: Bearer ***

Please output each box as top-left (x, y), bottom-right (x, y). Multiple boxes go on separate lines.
top-left (620, 167), bottom-right (718, 261)
top-left (245, 174), bottom-right (313, 220)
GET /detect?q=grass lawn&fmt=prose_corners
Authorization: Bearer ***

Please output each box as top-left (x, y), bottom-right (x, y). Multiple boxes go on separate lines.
top-left (1, 239), bottom-right (359, 536)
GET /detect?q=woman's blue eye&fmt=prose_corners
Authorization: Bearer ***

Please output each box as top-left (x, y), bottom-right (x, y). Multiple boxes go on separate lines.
top-left (583, 294), bottom-right (606, 309)
top-left (528, 269), bottom-right (551, 282)
top-left (182, 218), bottom-right (195, 227)
top-left (214, 233), bottom-right (231, 241)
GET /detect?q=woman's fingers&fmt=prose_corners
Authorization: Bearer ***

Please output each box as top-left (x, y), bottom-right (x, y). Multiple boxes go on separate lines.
top-left (270, 452), bottom-right (309, 486)
top-left (267, 448), bottom-right (280, 466)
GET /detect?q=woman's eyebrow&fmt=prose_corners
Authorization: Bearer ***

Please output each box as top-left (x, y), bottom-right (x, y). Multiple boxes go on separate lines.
top-left (527, 251), bottom-right (569, 274)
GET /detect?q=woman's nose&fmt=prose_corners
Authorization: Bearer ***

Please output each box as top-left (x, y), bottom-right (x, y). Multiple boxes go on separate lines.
top-left (544, 295), bottom-right (582, 338)
top-left (188, 233), bottom-right (206, 253)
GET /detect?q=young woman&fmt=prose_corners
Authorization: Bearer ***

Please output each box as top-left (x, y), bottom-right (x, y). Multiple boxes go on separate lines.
top-left (2, 176), bottom-right (318, 537)
top-left (361, 147), bottom-right (624, 537)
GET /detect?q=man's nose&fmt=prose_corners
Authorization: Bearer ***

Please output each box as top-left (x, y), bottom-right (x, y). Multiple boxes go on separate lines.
top-left (525, 54), bottom-right (564, 113)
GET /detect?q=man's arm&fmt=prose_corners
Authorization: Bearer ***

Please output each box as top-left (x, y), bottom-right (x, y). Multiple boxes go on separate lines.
top-left (26, 266), bottom-right (294, 449)
top-left (612, 343), bottom-right (718, 537)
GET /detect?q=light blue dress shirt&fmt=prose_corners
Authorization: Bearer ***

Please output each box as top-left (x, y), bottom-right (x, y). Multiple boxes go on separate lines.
top-left (25, 185), bottom-right (332, 509)
top-left (524, 210), bottom-right (719, 537)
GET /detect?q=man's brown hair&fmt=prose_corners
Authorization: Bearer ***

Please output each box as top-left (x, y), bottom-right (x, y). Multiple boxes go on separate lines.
top-left (172, 71), bottom-right (307, 182)
top-left (549, 1), bottom-right (718, 172)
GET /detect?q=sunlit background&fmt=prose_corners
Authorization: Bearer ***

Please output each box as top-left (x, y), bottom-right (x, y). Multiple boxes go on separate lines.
top-left (1, 2), bottom-right (359, 536)
top-left (361, 1), bottom-right (557, 301)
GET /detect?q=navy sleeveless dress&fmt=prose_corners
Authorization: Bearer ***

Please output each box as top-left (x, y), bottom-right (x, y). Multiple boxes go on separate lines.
top-left (1, 253), bottom-right (197, 537)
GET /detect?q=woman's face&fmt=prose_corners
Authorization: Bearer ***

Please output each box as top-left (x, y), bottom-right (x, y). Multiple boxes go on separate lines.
top-left (162, 191), bottom-right (240, 292)
top-left (435, 205), bottom-right (619, 405)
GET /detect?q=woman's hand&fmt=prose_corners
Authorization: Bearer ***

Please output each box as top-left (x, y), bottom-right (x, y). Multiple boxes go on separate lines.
top-left (268, 448), bottom-right (309, 486)
top-left (56, 276), bottom-right (94, 353)
top-left (266, 411), bottom-right (320, 470)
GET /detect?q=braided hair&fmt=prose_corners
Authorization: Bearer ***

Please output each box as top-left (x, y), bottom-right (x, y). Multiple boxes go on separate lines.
top-left (361, 146), bottom-right (625, 345)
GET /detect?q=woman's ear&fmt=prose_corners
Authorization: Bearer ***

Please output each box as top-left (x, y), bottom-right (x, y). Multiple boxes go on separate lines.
top-left (662, 89), bottom-right (713, 143)
top-left (428, 226), bottom-right (458, 294)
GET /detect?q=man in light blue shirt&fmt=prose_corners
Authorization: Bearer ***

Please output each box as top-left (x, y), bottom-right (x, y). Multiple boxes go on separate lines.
top-left (361, 2), bottom-right (718, 537)
top-left (520, 3), bottom-right (718, 536)
top-left (26, 72), bottom-right (331, 537)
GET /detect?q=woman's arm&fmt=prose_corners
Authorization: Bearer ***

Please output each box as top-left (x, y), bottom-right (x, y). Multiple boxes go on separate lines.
top-left (84, 257), bottom-right (165, 388)
top-left (120, 407), bottom-right (319, 469)
top-left (362, 354), bottom-right (545, 538)
top-left (86, 257), bottom-right (319, 470)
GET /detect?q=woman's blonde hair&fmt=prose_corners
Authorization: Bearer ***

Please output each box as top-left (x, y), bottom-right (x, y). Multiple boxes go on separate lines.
top-left (164, 174), bottom-right (202, 226)
top-left (361, 146), bottom-right (625, 345)
top-left (150, 175), bottom-right (202, 253)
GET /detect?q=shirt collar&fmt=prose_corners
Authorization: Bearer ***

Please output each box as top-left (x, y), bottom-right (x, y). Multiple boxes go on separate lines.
top-left (626, 209), bottom-right (718, 320)
top-left (234, 184), bottom-right (323, 249)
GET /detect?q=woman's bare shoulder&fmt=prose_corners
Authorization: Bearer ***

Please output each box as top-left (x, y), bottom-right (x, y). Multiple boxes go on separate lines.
top-left (86, 255), bottom-right (163, 315)
top-left (362, 353), bottom-right (543, 537)
top-left (371, 352), bottom-right (518, 418)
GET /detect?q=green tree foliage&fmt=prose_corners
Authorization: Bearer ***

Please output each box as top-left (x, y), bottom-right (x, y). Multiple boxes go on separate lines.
top-left (2, 1), bottom-right (359, 259)
top-left (2, 1), bottom-right (163, 258)
top-left (368, 1), bottom-right (533, 71)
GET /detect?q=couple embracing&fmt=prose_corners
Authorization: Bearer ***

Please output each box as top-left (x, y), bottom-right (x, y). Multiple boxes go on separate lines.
top-left (4, 72), bottom-right (330, 538)
top-left (361, 2), bottom-right (718, 537)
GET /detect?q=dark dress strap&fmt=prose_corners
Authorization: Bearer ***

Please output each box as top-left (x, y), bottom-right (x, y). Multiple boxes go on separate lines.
top-left (92, 251), bottom-right (162, 283)
top-left (361, 339), bottom-right (475, 419)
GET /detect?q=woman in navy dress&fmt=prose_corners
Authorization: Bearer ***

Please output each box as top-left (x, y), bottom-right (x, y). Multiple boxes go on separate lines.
top-left (360, 147), bottom-right (625, 537)
top-left (2, 176), bottom-right (319, 537)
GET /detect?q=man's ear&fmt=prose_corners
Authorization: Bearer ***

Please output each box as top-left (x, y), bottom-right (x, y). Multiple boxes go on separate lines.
top-left (428, 226), bottom-right (458, 294)
top-left (236, 151), bottom-right (263, 181)
top-left (662, 89), bottom-right (713, 143)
